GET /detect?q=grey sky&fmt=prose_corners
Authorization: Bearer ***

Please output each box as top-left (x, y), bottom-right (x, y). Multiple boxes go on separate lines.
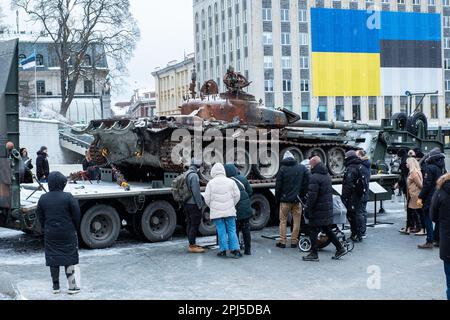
top-left (2, 0), bottom-right (194, 103)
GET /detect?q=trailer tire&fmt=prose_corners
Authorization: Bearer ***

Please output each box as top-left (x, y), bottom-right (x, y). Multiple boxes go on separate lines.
top-left (391, 113), bottom-right (408, 130)
top-left (198, 207), bottom-right (216, 236)
top-left (406, 112), bottom-right (428, 139)
top-left (80, 205), bottom-right (121, 249)
top-left (141, 201), bottom-right (177, 242)
top-left (249, 194), bottom-right (271, 231)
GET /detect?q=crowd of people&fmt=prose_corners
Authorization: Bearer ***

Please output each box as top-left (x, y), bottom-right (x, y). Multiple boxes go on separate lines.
top-left (29, 145), bottom-right (449, 299)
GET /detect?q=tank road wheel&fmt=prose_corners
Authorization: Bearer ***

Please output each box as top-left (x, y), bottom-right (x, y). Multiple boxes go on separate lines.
top-left (249, 194), bottom-right (271, 231)
top-left (223, 147), bottom-right (252, 178)
top-left (281, 147), bottom-right (304, 164)
top-left (80, 205), bottom-right (121, 249)
top-left (327, 147), bottom-right (346, 176)
top-left (253, 148), bottom-right (280, 180)
top-left (304, 147), bottom-right (327, 163)
top-left (141, 201), bottom-right (177, 242)
top-left (198, 207), bottom-right (216, 236)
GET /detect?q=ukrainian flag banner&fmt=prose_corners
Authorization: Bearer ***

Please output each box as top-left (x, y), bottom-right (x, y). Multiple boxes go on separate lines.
top-left (311, 8), bottom-right (442, 97)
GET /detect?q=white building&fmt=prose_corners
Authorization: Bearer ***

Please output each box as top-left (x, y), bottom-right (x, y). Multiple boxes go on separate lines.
top-left (152, 53), bottom-right (195, 116)
top-left (193, 0), bottom-right (450, 146)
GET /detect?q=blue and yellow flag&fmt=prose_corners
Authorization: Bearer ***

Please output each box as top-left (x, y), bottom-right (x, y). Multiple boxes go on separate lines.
top-left (311, 8), bottom-right (442, 97)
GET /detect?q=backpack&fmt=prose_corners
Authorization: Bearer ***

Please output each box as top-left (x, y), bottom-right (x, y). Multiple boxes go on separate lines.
top-left (355, 165), bottom-right (369, 197)
top-left (171, 171), bottom-right (194, 203)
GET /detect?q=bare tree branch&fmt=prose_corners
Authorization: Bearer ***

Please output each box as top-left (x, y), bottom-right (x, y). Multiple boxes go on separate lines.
top-left (12, 0), bottom-right (140, 117)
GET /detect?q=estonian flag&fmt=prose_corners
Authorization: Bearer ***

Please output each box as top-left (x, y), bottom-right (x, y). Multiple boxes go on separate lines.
top-left (20, 52), bottom-right (36, 70)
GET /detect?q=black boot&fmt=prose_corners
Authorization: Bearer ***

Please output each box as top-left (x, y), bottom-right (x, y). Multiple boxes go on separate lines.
top-left (302, 251), bottom-right (319, 262)
top-left (332, 247), bottom-right (348, 260)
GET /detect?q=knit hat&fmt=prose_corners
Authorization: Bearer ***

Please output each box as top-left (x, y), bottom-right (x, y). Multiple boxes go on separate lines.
top-left (283, 151), bottom-right (295, 160)
top-left (428, 147), bottom-right (442, 157)
top-left (345, 150), bottom-right (357, 159)
top-left (309, 156), bottom-right (322, 169)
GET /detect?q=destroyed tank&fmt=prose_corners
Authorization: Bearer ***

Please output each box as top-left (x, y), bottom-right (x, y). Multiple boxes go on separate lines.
top-left (75, 70), bottom-right (444, 184)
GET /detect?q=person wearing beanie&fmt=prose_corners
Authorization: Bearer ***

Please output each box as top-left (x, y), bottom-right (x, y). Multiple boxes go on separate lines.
top-left (303, 157), bottom-right (348, 261)
top-left (183, 158), bottom-right (206, 254)
top-left (341, 150), bottom-right (367, 242)
top-left (418, 148), bottom-right (447, 249)
top-left (36, 146), bottom-right (50, 183)
top-left (356, 150), bottom-right (371, 238)
top-left (275, 150), bottom-right (309, 249)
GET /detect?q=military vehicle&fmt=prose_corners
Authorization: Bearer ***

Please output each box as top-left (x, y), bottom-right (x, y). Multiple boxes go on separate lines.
top-left (77, 68), bottom-right (444, 184)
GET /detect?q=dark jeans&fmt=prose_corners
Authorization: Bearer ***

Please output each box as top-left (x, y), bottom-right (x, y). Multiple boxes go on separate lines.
top-left (445, 261), bottom-right (450, 300)
top-left (50, 266), bottom-right (78, 290)
top-left (309, 225), bottom-right (343, 254)
top-left (410, 209), bottom-right (423, 229)
top-left (423, 208), bottom-right (435, 244)
top-left (347, 203), bottom-right (365, 238)
top-left (236, 218), bottom-right (251, 253)
top-left (183, 204), bottom-right (202, 246)
top-left (361, 200), bottom-right (368, 235)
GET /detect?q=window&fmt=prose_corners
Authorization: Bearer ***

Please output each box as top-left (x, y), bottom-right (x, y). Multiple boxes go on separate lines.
top-left (262, 8), bottom-right (272, 21)
top-left (446, 100), bottom-right (450, 118)
top-left (281, 9), bottom-right (290, 22)
top-left (236, 36), bottom-right (240, 49)
top-left (445, 59), bottom-right (450, 70)
top-left (444, 0), bottom-right (450, 6)
top-left (446, 81), bottom-right (450, 91)
top-left (282, 56), bottom-right (291, 69)
top-left (265, 79), bottom-right (274, 92)
top-left (235, 13), bottom-right (240, 26)
top-left (369, 97), bottom-right (377, 121)
top-left (400, 96), bottom-right (408, 114)
top-left (397, 0), bottom-right (405, 4)
top-left (36, 54), bottom-right (44, 66)
top-left (299, 9), bottom-right (307, 22)
top-left (299, 33), bottom-right (308, 46)
top-left (36, 80), bottom-right (46, 95)
top-left (428, 0), bottom-right (435, 5)
top-left (335, 97), bottom-right (344, 121)
top-left (300, 80), bottom-right (309, 92)
top-left (281, 33), bottom-right (291, 45)
top-left (381, 0), bottom-right (389, 3)
top-left (84, 80), bottom-right (93, 94)
top-left (412, 0), bottom-right (420, 4)
top-left (445, 38), bottom-right (450, 49)
top-left (264, 56), bottom-right (273, 69)
top-left (243, 34), bottom-right (248, 47)
top-left (263, 32), bottom-right (273, 45)
top-left (385, 97), bottom-right (393, 119)
top-left (283, 79), bottom-right (292, 92)
top-left (318, 105), bottom-right (327, 121)
top-left (430, 96), bottom-right (438, 119)
top-left (229, 40), bottom-right (233, 51)
top-left (300, 56), bottom-right (309, 69)
top-left (352, 98), bottom-right (361, 121)
top-left (444, 17), bottom-right (450, 28)
top-left (302, 104), bottom-right (310, 120)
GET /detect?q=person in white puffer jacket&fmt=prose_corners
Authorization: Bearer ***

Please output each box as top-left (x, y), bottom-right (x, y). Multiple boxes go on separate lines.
top-left (204, 163), bottom-right (242, 258)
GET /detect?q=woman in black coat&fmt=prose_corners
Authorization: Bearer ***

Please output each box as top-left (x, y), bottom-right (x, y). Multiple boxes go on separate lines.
top-left (36, 146), bottom-right (50, 182)
top-left (431, 173), bottom-right (450, 300)
top-left (303, 157), bottom-right (347, 262)
top-left (36, 171), bottom-right (82, 294)
top-left (19, 148), bottom-right (34, 184)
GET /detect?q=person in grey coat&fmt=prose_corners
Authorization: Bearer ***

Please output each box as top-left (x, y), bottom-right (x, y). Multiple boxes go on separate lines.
top-left (183, 158), bottom-right (205, 254)
top-left (36, 172), bottom-right (81, 294)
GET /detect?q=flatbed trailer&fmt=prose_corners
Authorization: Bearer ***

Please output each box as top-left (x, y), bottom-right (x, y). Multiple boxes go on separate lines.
top-left (11, 174), bottom-right (399, 249)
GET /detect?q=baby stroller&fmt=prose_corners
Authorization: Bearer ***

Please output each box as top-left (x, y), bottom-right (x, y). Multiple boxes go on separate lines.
top-left (298, 196), bottom-right (355, 253)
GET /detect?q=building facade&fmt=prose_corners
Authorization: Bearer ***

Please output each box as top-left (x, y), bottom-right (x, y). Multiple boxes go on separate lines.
top-left (16, 38), bottom-right (109, 123)
top-left (152, 53), bottom-right (195, 116)
top-left (128, 89), bottom-right (156, 118)
top-left (193, 0), bottom-right (450, 145)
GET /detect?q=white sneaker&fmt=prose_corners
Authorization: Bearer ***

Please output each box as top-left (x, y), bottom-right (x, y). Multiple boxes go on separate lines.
top-left (68, 288), bottom-right (81, 295)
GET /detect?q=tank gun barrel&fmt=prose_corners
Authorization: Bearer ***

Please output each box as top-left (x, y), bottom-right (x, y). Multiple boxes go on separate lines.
top-left (288, 120), bottom-right (381, 131)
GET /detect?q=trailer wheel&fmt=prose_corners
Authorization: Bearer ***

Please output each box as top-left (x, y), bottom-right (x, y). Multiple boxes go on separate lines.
top-left (406, 112), bottom-right (428, 139)
top-left (198, 207), bottom-right (216, 236)
top-left (249, 194), bottom-right (271, 231)
top-left (141, 201), bottom-right (177, 242)
top-left (80, 205), bottom-right (121, 249)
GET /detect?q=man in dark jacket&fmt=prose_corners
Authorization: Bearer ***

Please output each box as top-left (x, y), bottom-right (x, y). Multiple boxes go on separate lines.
top-left (357, 150), bottom-right (371, 238)
top-left (275, 151), bottom-right (309, 248)
top-left (303, 157), bottom-right (347, 262)
top-left (36, 172), bottom-right (81, 295)
top-left (183, 158), bottom-right (205, 254)
top-left (225, 164), bottom-right (253, 255)
top-left (36, 146), bottom-right (50, 182)
top-left (341, 150), bottom-right (367, 242)
top-left (397, 148), bottom-right (409, 197)
top-left (418, 148), bottom-right (447, 249)
top-left (430, 173), bottom-right (450, 300)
